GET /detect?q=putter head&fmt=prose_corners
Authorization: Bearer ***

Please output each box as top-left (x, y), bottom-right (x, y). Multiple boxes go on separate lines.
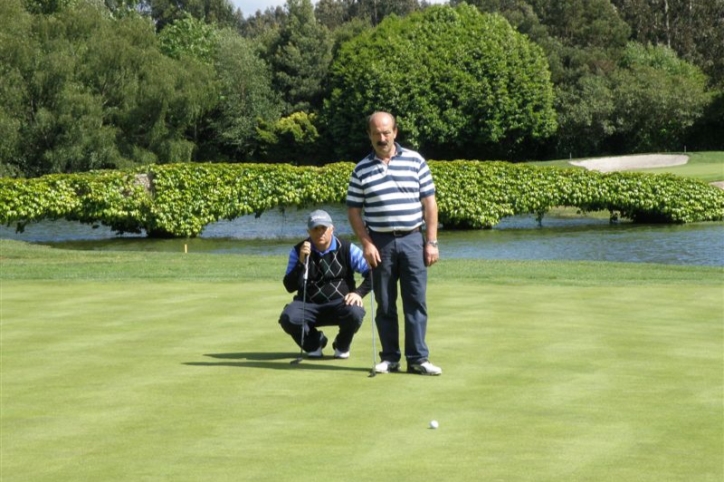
top-left (290, 357), bottom-right (304, 365)
top-left (368, 369), bottom-right (376, 378)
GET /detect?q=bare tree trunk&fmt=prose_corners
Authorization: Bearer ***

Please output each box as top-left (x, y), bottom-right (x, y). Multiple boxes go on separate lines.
top-left (664, 0), bottom-right (671, 47)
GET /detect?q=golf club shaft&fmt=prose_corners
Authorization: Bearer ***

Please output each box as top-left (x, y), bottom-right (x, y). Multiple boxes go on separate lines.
top-left (300, 254), bottom-right (309, 350)
top-left (369, 270), bottom-right (377, 376)
top-left (291, 252), bottom-right (310, 364)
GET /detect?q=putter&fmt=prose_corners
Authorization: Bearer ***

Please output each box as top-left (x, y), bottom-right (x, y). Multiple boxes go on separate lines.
top-left (290, 253), bottom-right (310, 365)
top-left (368, 270), bottom-right (377, 377)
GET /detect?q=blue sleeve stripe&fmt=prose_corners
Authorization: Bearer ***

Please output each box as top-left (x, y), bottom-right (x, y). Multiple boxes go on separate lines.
top-left (285, 247), bottom-right (299, 275)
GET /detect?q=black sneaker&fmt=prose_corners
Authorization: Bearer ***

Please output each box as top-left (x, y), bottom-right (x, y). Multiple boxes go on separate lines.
top-left (407, 360), bottom-right (442, 375)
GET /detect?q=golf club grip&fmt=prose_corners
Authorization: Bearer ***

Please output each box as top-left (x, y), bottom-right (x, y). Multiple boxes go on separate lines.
top-left (303, 254), bottom-right (309, 282)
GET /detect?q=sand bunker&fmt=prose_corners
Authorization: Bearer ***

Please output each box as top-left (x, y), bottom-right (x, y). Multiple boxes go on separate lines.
top-left (569, 154), bottom-right (689, 172)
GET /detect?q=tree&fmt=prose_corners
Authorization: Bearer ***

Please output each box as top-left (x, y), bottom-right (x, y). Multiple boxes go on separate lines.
top-left (145, 0), bottom-right (242, 31)
top-left (686, 91), bottom-right (724, 151)
top-left (527, 0), bottom-right (630, 51)
top-left (4, 1), bottom-right (125, 175)
top-left (70, 5), bottom-right (217, 165)
top-left (454, 0), bottom-right (635, 158)
top-left (328, 16), bottom-right (372, 57)
top-left (238, 6), bottom-right (286, 38)
top-left (607, 42), bottom-right (711, 153)
top-left (255, 111), bottom-right (321, 164)
top-left (315, 0), bottom-right (352, 29)
top-left (315, 0), bottom-right (424, 28)
top-left (158, 12), bottom-right (220, 63)
top-left (553, 74), bottom-right (616, 158)
top-left (323, 4), bottom-right (557, 161)
top-left (202, 29), bottom-right (282, 160)
top-left (0, 1), bottom-right (219, 176)
top-left (268, 0), bottom-right (333, 114)
top-left (464, 0), bottom-right (722, 156)
top-left (611, 0), bottom-right (724, 87)
top-left (22, 0), bottom-right (76, 15)
top-left (0, 0), bottom-right (33, 176)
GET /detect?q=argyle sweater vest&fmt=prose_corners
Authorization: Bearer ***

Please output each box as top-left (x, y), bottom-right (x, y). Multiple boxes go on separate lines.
top-left (292, 238), bottom-right (357, 304)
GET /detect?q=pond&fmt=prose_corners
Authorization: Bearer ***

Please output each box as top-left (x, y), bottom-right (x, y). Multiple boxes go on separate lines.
top-left (1, 204), bottom-right (722, 267)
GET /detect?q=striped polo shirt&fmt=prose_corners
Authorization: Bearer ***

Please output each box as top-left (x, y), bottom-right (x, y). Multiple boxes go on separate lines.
top-left (346, 143), bottom-right (435, 232)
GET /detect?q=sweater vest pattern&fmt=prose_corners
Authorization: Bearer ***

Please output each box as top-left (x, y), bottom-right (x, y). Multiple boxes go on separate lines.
top-left (297, 238), bottom-right (356, 304)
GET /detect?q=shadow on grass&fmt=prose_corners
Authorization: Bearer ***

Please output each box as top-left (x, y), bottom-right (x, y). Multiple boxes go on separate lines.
top-left (183, 352), bottom-right (371, 373)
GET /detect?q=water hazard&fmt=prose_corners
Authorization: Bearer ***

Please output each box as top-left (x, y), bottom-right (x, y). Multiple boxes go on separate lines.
top-left (2, 205), bottom-right (722, 267)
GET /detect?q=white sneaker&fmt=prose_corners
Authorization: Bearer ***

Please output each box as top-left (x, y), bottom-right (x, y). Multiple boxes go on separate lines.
top-left (334, 348), bottom-right (350, 359)
top-left (333, 341), bottom-right (350, 359)
top-left (374, 360), bottom-right (401, 373)
top-left (306, 347), bottom-right (324, 358)
top-left (407, 360), bottom-right (442, 376)
top-left (306, 333), bottom-right (327, 358)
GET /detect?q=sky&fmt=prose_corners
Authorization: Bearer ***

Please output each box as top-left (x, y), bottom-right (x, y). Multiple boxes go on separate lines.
top-left (229, 0), bottom-right (283, 15)
top-left (230, 0), bottom-right (448, 17)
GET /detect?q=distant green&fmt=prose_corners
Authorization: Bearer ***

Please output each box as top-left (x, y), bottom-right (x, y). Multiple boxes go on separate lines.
top-left (633, 152), bottom-right (724, 182)
top-left (530, 151), bottom-right (724, 183)
top-left (1, 240), bottom-right (722, 481)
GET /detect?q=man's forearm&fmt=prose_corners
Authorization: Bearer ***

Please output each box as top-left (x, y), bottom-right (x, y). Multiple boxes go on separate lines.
top-left (348, 207), bottom-right (373, 246)
top-left (423, 196), bottom-right (438, 241)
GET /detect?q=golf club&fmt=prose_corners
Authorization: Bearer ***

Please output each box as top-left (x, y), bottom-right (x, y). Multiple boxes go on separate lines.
top-left (368, 270), bottom-right (377, 377)
top-left (290, 250), bottom-right (310, 365)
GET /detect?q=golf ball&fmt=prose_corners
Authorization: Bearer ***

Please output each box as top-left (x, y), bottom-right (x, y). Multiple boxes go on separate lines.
top-left (429, 420), bottom-right (439, 429)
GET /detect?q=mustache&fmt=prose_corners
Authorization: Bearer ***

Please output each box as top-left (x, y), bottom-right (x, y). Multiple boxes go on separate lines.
top-left (376, 141), bottom-right (388, 147)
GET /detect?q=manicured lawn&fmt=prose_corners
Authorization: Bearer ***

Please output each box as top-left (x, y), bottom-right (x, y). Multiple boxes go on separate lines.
top-left (1, 240), bottom-right (722, 481)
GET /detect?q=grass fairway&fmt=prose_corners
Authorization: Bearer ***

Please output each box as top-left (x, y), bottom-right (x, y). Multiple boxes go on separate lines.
top-left (1, 240), bottom-right (722, 481)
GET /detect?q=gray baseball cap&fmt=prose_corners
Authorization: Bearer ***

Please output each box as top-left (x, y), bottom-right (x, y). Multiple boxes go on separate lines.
top-left (307, 210), bottom-right (333, 229)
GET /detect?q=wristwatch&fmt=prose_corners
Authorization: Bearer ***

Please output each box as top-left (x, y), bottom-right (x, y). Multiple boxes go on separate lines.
top-left (426, 240), bottom-right (439, 248)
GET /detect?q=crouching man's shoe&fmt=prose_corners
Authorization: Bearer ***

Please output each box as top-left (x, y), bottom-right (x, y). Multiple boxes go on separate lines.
top-left (332, 341), bottom-right (350, 359)
top-left (306, 333), bottom-right (328, 358)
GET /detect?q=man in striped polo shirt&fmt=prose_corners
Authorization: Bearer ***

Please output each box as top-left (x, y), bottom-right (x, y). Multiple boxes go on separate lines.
top-left (347, 111), bottom-right (442, 376)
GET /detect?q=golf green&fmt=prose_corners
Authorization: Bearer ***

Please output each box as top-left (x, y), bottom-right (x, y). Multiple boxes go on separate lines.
top-left (1, 241), bottom-right (722, 481)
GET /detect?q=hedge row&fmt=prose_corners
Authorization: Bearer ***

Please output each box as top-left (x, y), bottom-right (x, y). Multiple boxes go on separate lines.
top-left (433, 162), bottom-right (724, 227)
top-left (1, 161), bottom-right (722, 237)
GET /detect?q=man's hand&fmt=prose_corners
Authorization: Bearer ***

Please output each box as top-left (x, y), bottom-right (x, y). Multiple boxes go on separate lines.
top-left (299, 241), bottom-right (311, 265)
top-left (424, 243), bottom-right (439, 267)
top-left (348, 207), bottom-right (380, 268)
top-left (344, 292), bottom-right (363, 307)
top-left (363, 242), bottom-right (381, 269)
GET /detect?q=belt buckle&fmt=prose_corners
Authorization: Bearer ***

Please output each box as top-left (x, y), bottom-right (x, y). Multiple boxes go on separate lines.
top-left (392, 228), bottom-right (416, 237)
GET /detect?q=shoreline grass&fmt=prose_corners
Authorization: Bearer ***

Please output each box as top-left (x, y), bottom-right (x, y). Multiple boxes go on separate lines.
top-left (1, 240), bottom-right (722, 481)
top-left (2, 239), bottom-right (721, 285)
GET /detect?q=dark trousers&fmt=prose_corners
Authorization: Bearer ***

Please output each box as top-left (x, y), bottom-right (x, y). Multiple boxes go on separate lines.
top-left (369, 230), bottom-right (429, 363)
top-left (279, 299), bottom-right (365, 352)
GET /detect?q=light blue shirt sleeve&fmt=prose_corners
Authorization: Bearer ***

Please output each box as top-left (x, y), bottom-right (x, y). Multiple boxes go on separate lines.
top-left (349, 243), bottom-right (370, 275)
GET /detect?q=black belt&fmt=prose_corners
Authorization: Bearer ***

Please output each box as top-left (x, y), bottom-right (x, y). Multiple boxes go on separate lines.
top-left (371, 227), bottom-right (420, 237)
